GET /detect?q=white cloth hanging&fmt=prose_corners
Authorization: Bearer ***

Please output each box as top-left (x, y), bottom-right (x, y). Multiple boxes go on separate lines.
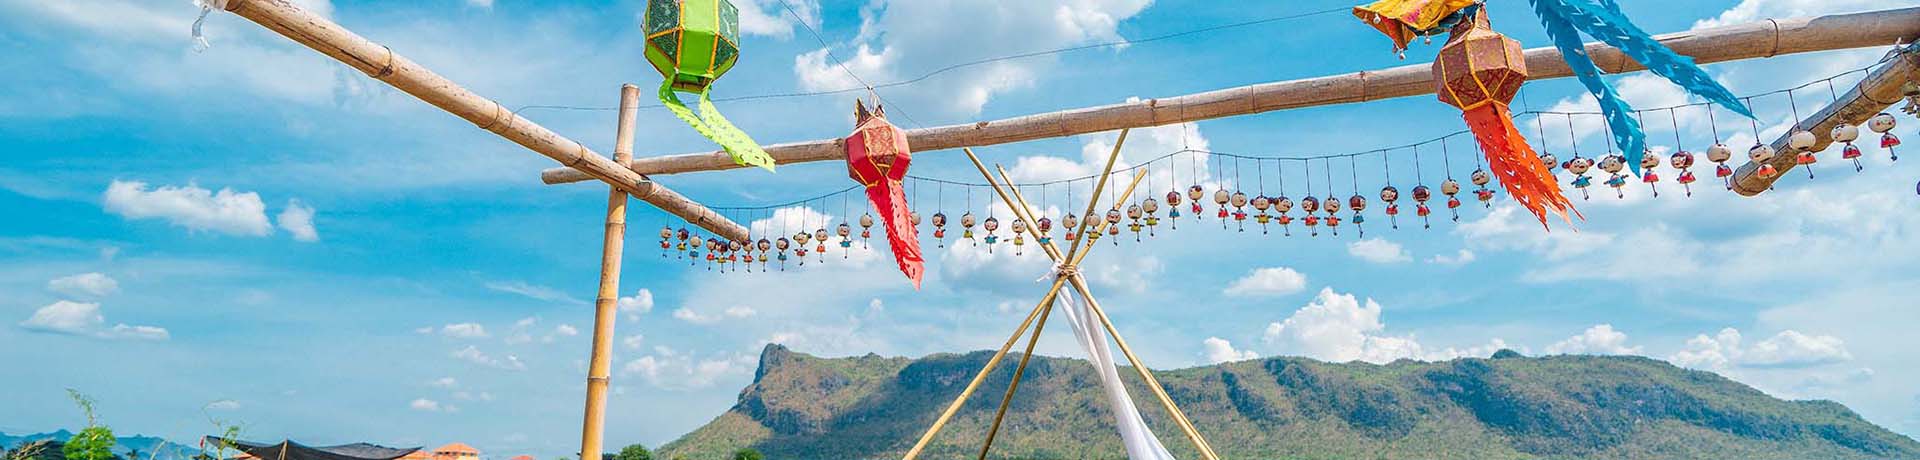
top-left (1045, 266), bottom-right (1178, 460)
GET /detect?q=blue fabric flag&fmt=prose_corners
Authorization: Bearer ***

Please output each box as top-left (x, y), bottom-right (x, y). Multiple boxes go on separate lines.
top-left (1532, 0), bottom-right (1647, 174)
top-left (1556, 0), bottom-right (1755, 119)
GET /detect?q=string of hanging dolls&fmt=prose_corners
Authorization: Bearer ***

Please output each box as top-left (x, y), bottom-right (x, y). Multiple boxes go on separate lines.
top-left (656, 73), bottom-right (1917, 273)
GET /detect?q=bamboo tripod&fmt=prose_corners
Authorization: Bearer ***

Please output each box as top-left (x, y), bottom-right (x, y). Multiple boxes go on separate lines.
top-left (897, 129), bottom-right (1221, 460)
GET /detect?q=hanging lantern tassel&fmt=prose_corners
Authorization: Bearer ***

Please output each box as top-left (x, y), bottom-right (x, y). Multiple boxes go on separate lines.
top-left (1435, 9), bottom-right (1579, 229)
top-left (844, 100), bottom-right (925, 288)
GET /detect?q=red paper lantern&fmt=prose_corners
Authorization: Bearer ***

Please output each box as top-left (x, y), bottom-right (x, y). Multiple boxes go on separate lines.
top-left (845, 100), bottom-right (924, 287)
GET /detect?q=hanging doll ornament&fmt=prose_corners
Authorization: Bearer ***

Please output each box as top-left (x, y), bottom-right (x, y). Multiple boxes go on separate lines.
top-left (687, 234), bottom-right (704, 267)
top-left (1323, 194), bottom-right (1344, 236)
top-left (643, 0), bottom-right (774, 171)
top-left (675, 228), bottom-right (692, 259)
top-left (1037, 217), bottom-right (1054, 246)
top-left (836, 222), bottom-right (853, 257)
top-left (930, 212), bottom-right (948, 248)
top-left (1188, 185), bottom-right (1207, 220)
top-left (1750, 144), bottom-right (1779, 180)
top-left (1275, 196), bottom-right (1296, 236)
top-left (1539, 152), bottom-right (1559, 173)
top-left (1412, 185), bottom-right (1434, 229)
top-left (1062, 213), bottom-right (1081, 242)
top-left (756, 238), bottom-right (771, 271)
top-left (1440, 178), bottom-right (1463, 221)
top-left (1471, 169), bottom-right (1495, 207)
top-left (858, 213), bottom-right (875, 249)
top-left (1790, 129), bottom-right (1819, 178)
top-left (1105, 209), bottom-right (1123, 245)
top-left (982, 216), bottom-right (1000, 251)
top-left (960, 212), bottom-right (977, 246)
top-left (1164, 191), bottom-right (1183, 229)
top-left (1708, 143), bottom-right (1735, 189)
top-left (1381, 186), bottom-right (1401, 229)
top-left (1671, 150), bottom-right (1698, 196)
top-left (1011, 218), bottom-right (1027, 255)
top-left (790, 231), bottom-right (809, 265)
top-left (1127, 204), bottom-right (1144, 241)
top-left (1301, 196), bottom-right (1322, 237)
top-left (1564, 156), bottom-right (1595, 200)
top-left (1833, 123), bottom-right (1865, 172)
top-left (774, 237), bottom-right (791, 271)
top-left (1230, 191), bottom-right (1250, 232)
top-left (843, 100), bottom-right (923, 285)
top-left (1600, 154), bottom-right (1628, 199)
top-left (1213, 188), bottom-right (1232, 229)
top-left (659, 226), bottom-right (675, 258)
top-left (813, 228), bottom-right (829, 262)
top-left (1869, 113), bottom-right (1900, 161)
top-left (1251, 195), bottom-right (1274, 234)
top-left (1348, 194), bottom-right (1369, 237)
top-left (1142, 197), bottom-right (1161, 236)
top-left (1639, 152), bottom-right (1661, 197)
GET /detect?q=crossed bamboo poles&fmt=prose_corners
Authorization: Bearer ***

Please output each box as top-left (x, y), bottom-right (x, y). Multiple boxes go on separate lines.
top-left (899, 129), bottom-right (1221, 460)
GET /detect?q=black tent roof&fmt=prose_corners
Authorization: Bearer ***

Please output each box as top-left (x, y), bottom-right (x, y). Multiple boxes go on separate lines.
top-left (202, 438), bottom-right (418, 460)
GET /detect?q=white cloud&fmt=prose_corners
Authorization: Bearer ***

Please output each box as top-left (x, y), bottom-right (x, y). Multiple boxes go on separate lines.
top-left (205, 400), bottom-right (242, 410)
top-left (47, 272), bottom-right (119, 298)
top-left (22, 301), bottom-right (106, 334)
top-left (276, 199), bottom-right (318, 242)
top-left (1223, 267), bottom-right (1307, 297)
top-left (1202, 337), bottom-right (1258, 364)
top-left (1546, 324), bottom-right (1643, 355)
top-left (1692, 0), bottom-right (1915, 30)
top-left (551, 324), bottom-right (579, 338)
top-left (792, 0), bottom-right (1152, 115)
top-left (1347, 238), bottom-right (1412, 264)
top-left (465, 0), bottom-right (494, 10)
top-left (1671, 328), bottom-right (1852, 370)
top-left (621, 334), bottom-right (645, 350)
top-left (439, 323), bottom-right (489, 339)
top-left (429, 377), bottom-right (458, 388)
top-left (451, 345), bottom-right (526, 371)
top-left (484, 280), bottom-right (586, 305)
top-left (619, 351), bottom-right (754, 390)
top-left (733, 0), bottom-right (820, 39)
top-left (672, 306), bottom-right (757, 325)
top-left (409, 398), bottom-right (443, 412)
top-left (103, 180), bottom-right (272, 237)
top-left (1261, 288), bottom-right (1502, 364)
top-left (19, 300), bottom-right (168, 341)
top-left (1426, 249), bottom-right (1476, 266)
top-left (617, 288), bottom-right (654, 321)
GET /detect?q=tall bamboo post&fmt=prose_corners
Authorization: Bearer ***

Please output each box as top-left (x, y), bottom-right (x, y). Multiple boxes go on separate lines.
top-left (579, 84), bottom-right (640, 460)
top-left (541, 7), bottom-right (1920, 181)
top-left (211, 0), bottom-right (746, 240)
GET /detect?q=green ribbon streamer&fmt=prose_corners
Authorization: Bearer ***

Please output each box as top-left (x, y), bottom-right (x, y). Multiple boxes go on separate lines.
top-left (659, 80), bottom-right (776, 172)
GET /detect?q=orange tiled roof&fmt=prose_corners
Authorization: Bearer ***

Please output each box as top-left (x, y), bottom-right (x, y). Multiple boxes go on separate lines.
top-left (433, 443), bottom-right (480, 455)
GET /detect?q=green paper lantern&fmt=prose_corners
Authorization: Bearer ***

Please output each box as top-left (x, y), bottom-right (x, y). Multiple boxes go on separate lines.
top-left (643, 0), bottom-right (773, 171)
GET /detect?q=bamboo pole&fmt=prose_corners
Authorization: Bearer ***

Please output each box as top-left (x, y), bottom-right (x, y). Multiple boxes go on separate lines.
top-left (1733, 44), bottom-right (1918, 195)
top-left (578, 84), bottom-right (639, 460)
top-left (214, 0), bottom-right (746, 240)
top-left (995, 168), bottom-right (1221, 460)
top-left (898, 278), bottom-right (1071, 460)
top-left (540, 7), bottom-right (1920, 182)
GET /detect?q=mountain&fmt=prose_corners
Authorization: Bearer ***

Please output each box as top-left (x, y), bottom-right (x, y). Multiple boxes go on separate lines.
top-left (657, 345), bottom-right (1920, 460)
top-left (1, 431), bottom-right (199, 460)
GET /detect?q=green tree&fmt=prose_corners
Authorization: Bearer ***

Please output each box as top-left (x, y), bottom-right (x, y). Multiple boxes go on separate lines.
top-left (611, 445), bottom-right (650, 460)
top-left (728, 448), bottom-right (761, 460)
top-left (63, 390), bottom-right (117, 460)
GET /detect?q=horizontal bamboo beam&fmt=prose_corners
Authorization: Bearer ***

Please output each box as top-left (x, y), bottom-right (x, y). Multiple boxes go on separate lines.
top-left (219, 0), bottom-right (747, 241)
top-left (541, 7), bottom-right (1920, 184)
top-left (1732, 44), bottom-right (1917, 195)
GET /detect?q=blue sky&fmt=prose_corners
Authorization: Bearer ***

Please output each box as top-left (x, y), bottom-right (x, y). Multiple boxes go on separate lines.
top-left (3, 0), bottom-right (1919, 457)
